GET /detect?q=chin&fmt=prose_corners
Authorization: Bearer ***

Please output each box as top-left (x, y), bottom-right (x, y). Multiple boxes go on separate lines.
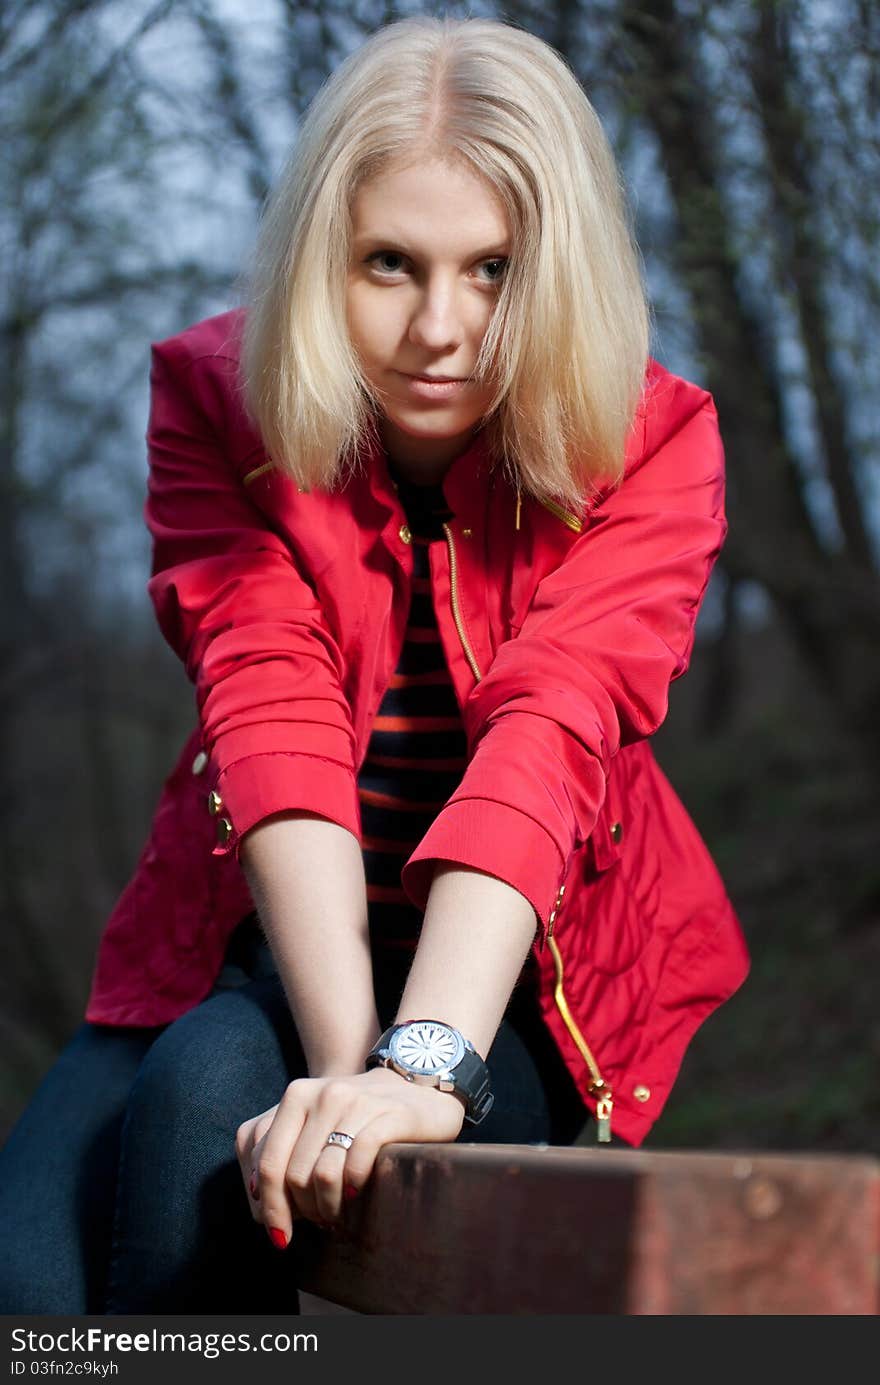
top-left (390, 410), bottom-right (475, 438)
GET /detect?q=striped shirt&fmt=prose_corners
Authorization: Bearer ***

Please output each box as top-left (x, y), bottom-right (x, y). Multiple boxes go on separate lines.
top-left (360, 463), bottom-right (464, 959)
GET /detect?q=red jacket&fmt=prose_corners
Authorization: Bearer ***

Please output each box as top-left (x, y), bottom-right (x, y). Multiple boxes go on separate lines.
top-left (86, 308), bottom-right (749, 1146)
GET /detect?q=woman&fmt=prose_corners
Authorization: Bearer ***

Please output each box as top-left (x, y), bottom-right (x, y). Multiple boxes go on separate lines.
top-left (0, 16), bottom-right (749, 1313)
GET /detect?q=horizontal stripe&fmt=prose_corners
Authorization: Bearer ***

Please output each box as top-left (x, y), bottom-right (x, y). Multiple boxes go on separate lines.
top-left (371, 714), bottom-right (462, 733)
top-left (359, 787), bottom-right (446, 811)
top-left (362, 833), bottom-right (420, 853)
top-left (366, 884), bottom-right (411, 906)
top-left (388, 669), bottom-right (449, 687)
top-left (364, 753), bottom-right (467, 772)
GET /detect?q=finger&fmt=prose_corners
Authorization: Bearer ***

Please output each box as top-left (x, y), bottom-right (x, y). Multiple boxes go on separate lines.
top-left (341, 1097), bottom-right (464, 1199)
top-left (303, 1096), bottom-right (421, 1224)
top-left (307, 1125), bottom-right (364, 1224)
top-left (235, 1118), bottom-right (264, 1217)
top-left (235, 1112), bottom-right (274, 1218)
top-left (255, 1094), bottom-right (310, 1248)
top-left (282, 1084), bottom-right (372, 1225)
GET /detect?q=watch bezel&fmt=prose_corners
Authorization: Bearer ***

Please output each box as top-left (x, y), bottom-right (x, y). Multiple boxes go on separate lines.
top-left (388, 1019), bottom-right (466, 1077)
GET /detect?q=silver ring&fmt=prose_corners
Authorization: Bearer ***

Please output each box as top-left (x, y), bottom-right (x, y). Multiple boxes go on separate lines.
top-left (325, 1130), bottom-right (354, 1151)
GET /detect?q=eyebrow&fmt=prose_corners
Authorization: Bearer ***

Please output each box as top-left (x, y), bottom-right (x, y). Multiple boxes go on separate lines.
top-left (352, 235), bottom-right (510, 259)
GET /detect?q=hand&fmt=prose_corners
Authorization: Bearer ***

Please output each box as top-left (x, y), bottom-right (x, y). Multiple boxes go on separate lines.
top-left (235, 1066), bottom-right (466, 1246)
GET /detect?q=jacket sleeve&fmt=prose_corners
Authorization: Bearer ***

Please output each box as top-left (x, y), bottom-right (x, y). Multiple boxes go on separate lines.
top-left (400, 372), bottom-right (728, 938)
top-left (145, 333), bottom-right (360, 855)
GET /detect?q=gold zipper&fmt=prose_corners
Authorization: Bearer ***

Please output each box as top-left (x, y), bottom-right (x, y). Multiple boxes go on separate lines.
top-left (536, 496), bottom-right (583, 533)
top-left (547, 882), bottom-right (613, 1143)
top-left (242, 460), bottom-right (274, 486)
top-left (513, 485), bottom-right (583, 534)
top-left (442, 522), bottom-right (482, 682)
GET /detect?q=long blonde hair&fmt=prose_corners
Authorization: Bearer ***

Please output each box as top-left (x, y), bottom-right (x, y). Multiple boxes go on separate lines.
top-left (239, 15), bottom-right (650, 513)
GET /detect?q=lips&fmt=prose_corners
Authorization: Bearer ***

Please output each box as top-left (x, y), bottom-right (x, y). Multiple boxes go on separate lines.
top-left (399, 374), bottom-right (470, 401)
top-left (406, 374), bottom-right (466, 382)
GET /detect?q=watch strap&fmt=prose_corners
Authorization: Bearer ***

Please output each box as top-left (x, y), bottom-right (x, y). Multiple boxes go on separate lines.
top-left (452, 1047), bottom-right (495, 1125)
top-left (365, 1023), bottom-right (495, 1126)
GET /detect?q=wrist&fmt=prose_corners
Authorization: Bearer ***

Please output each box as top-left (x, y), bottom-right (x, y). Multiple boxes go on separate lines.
top-left (361, 1063), bottom-right (467, 1115)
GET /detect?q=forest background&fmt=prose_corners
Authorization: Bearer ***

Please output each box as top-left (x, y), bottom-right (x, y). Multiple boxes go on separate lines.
top-left (1, 0), bottom-right (878, 1153)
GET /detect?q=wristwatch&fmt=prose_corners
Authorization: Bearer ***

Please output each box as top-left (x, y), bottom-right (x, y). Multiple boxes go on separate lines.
top-left (365, 1019), bottom-right (494, 1126)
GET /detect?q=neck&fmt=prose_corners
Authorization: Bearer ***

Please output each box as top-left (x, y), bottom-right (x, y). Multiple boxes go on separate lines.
top-left (379, 421), bottom-right (481, 487)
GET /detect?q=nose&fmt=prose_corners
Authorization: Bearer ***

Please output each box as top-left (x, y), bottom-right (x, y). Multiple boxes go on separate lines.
top-left (407, 275), bottom-right (464, 353)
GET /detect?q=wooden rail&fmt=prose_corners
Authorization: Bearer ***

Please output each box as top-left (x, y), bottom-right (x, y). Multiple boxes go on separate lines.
top-left (292, 1144), bottom-right (879, 1315)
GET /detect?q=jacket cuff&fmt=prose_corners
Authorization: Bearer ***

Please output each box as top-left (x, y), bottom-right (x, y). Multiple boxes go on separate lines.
top-left (210, 753), bottom-right (361, 858)
top-left (400, 798), bottom-right (567, 945)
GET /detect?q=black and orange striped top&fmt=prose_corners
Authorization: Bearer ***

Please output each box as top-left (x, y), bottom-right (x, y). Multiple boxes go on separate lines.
top-left (360, 461), bottom-right (465, 960)
top-left (360, 465), bottom-right (540, 999)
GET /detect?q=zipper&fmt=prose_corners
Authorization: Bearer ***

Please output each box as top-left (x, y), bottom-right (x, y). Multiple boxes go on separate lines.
top-left (442, 522), bottom-right (482, 682)
top-left (536, 496), bottom-right (583, 533)
top-left (547, 882), bottom-right (613, 1144)
top-left (242, 460), bottom-right (274, 486)
top-left (514, 489), bottom-right (583, 535)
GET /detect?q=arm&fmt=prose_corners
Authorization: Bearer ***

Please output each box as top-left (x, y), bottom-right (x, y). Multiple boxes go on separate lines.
top-left (393, 863), bottom-right (536, 1058)
top-left (400, 370), bottom-right (730, 940)
top-left (144, 327), bottom-right (378, 1064)
top-left (236, 857), bottom-right (535, 1244)
top-left (240, 815), bottom-right (381, 1078)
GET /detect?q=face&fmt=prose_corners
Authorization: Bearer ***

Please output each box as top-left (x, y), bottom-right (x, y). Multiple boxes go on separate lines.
top-left (346, 155), bottom-right (510, 483)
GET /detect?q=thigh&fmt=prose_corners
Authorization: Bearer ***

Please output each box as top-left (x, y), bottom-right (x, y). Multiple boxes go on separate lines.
top-left (0, 1022), bottom-right (160, 1314)
top-left (105, 973), bottom-right (306, 1314)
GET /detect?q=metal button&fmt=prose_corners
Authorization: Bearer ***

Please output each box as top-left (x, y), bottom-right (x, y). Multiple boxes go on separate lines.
top-left (610, 821), bottom-right (623, 844)
top-left (633, 1084), bottom-right (651, 1103)
top-left (215, 817), bottom-right (233, 847)
top-left (461, 528), bottom-right (472, 537)
top-left (398, 523), bottom-right (412, 544)
top-left (208, 789), bottom-right (223, 816)
top-left (191, 750), bottom-right (208, 776)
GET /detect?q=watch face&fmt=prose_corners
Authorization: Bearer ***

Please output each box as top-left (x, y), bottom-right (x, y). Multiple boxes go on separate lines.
top-left (389, 1021), bottom-right (465, 1075)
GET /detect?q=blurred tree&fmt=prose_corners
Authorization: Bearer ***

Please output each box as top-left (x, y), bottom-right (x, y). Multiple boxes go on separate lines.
top-left (0, 0), bottom-right (287, 1095)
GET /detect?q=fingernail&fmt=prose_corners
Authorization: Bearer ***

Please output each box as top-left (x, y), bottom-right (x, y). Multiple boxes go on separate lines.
top-left (344, 1184), bottom-right (358, 1201)
top-left (268, 1227), bottom-right (288, 1250)
top-left (249, 1173), bottom-right (260, 1201)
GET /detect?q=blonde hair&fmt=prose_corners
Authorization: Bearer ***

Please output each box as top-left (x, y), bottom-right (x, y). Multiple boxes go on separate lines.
top-left (239, 16), bottom-right (650, 513)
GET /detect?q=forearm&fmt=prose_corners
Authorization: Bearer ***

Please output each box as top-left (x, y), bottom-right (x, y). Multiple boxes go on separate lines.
top-left (240, 814), bottom-right (381, 1077)
top-left (395, 863), bottom-right (538, 1059)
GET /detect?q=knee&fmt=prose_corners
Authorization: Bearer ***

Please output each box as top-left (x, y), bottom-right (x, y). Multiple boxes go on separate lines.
top-left (123, 992), bottom-right (296, 1140)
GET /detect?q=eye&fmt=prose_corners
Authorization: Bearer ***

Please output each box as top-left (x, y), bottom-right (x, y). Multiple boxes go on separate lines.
top-left (364, 251), bottom-right (509, 285)
top-left (477, 257), bottom-right (508, 285)
top-left (365, 251), bottom-right (408, 275)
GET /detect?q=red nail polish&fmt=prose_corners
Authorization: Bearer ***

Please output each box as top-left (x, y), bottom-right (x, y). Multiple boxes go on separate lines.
top-left (344, 1184), bottom-right (358, 1201)
top-left (268, 1227), bottom-right (288, 1250)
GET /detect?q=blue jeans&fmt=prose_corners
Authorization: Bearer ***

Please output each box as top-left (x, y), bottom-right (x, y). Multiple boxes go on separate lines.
top-left (0, 921), bottom-right (587, 1314)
